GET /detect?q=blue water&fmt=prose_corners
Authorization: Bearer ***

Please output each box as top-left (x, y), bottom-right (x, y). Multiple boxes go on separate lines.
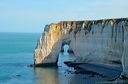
top-left (1, 32), bottom-right (125, 84)
top-left (0, 32), bottom-right (76, 84)
top-left (0, 32), bottom-right (40, 84)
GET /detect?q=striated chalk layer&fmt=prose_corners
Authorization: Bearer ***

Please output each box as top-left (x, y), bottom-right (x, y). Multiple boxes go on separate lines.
top-left (34, 18), bottom-right (128, 77)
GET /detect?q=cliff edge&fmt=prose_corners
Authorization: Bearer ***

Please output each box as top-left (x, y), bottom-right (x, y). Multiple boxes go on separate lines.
top-left (34, 18), bottom-right (128, 78)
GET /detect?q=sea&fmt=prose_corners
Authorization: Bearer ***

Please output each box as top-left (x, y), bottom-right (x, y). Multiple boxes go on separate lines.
top-left (0, 32), bottom-right (76, 84)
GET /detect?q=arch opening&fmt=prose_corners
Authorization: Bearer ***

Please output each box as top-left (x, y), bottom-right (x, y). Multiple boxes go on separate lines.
top-left (60, 40), bottom-right (70, 52)
top-left (63, 44), bottom-right (69, 55)
top-left (57, 43), bottom-right (75, 67)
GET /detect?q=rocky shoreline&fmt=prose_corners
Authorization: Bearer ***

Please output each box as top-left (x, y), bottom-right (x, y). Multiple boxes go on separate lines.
top-left (64, 61), bottom-right (128, 83)
top-left (29, 61), bottom-right (128, 83)
top-left (64, 61), bottom-right (122, 80)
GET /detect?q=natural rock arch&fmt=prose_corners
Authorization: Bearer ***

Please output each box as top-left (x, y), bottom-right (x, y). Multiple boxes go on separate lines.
top-left (34, 18), bottom-right (128, 77)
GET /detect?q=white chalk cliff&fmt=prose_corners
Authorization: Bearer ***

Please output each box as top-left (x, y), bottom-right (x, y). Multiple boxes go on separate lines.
top-left (34, 18), bottom-right (128, 77)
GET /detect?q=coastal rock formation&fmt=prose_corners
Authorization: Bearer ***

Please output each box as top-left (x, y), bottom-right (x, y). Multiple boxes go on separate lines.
top-left (34, 18), bottom-right (128, 77)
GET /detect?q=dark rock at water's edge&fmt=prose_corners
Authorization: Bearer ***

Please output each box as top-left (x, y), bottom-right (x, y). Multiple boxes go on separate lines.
top-left (120, 75), bottom-right (128, 79)
top-left (64, 61), bottom-right (84, 67)
top-left (29, 63), bottom-right (57, 67)
top-left (64, 61), bottom-right (122, 81)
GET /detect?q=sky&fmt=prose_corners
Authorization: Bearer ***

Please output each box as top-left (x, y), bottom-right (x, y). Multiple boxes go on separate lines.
top-left (0, 0), bottom-right (128, 33)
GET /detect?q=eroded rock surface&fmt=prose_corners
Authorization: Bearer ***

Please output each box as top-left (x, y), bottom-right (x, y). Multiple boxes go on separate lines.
top-left (34, 18), bottom-right (128, 77)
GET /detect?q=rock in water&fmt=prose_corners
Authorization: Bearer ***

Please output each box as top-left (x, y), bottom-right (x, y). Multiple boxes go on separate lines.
top-left (34, 18), bottom-right (128, 78)
top-left (76, 63), bottom-right (122, 80)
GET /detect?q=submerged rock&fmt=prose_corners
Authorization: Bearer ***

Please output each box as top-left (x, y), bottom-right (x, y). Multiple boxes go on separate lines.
top-left (34, 18), bottom-right (128, 78)
top-left (16, 74), bottom-right (21, 77)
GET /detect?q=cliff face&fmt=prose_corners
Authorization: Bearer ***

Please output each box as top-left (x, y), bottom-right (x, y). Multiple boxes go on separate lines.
top-left (34, 18), bottom-right (128, 77)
